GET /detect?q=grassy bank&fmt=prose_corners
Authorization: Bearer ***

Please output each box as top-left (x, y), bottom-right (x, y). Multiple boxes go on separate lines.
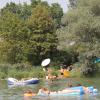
top-left (0, 63), bottom-right (45, 79)
top-left (0, 63), bottom-right (99, 79)
top-left (0, 63), bottom-right (80, 79)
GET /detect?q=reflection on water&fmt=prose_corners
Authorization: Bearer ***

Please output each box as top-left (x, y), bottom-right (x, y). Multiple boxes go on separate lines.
top-left (0, 78), bottom-right (100, 100)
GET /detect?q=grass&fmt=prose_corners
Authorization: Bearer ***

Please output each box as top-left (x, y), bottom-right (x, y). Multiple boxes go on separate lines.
top-left (0, 63), bottom-right (45, 79)
top-left (0, 63), bottom-right (99, 79)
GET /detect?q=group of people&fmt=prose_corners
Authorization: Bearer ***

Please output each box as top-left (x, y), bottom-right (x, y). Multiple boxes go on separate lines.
top-left (24, 83), bottom-right (94, 99)
top-left (24, 87), bottom-right (52, 99)
top-left (45, 65), bottom-right (72, 80)
top-left (45, 68), bottom-right (57, 80)
top-left (59, 66), bottom-right (71, 78)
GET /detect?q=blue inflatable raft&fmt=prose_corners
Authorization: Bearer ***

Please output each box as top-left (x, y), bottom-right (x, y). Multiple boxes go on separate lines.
top-left (38, 86), bottom-right (98, 97)
top-left (7, 77), bottom-right (39, 85)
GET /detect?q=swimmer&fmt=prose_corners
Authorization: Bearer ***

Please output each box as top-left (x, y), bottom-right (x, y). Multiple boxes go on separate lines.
top-left (24, 89), bottom-right (36, 97)
top-left (37, 87), bottom-right (50, 95)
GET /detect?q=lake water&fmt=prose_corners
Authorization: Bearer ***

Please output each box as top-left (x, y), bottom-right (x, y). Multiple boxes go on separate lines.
top-left (0, 78), bottom-right (100, 100)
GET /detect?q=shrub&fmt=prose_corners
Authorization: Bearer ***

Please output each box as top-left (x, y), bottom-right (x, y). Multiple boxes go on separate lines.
top-left (80, 55), bottom-right (99, 77)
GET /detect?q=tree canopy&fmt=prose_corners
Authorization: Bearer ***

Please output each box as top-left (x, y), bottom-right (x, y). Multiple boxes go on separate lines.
top-left (0, 0), bottom-right (63, 65)
top-left (57, 0), bottom-right (100, 76)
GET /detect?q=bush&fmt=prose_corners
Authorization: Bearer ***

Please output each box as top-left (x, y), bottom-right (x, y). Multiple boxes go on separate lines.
top-left (0, 63), bottom-right (11, 74)
top-left (7, 66), bottom-right (45, 79)
top-left (8, 70), bottom-right (30, 79)
top-left (30, 67), bottom-right (45, 78)
top-left (70, 68), bottom-right (81, 77)
top-left (13, 62), bottom-right (32, 70)
top-left (80, 55), bottom-right (99, 77)
top-left (0, 63), bottom-right (46, 79)
top-left (0, 72), bottom-right (6, 79)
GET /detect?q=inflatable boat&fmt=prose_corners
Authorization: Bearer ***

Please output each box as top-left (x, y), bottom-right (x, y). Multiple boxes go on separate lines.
top-left (37, 86), bottom-right (98, 97)
top-left (7, 77), bottom-right (39, 85)
top-left (51, 86), bottom-right (98, 96)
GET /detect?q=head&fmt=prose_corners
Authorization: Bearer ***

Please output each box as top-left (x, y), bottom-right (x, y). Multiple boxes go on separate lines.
top-left (67, 83), bottom-right (73, 88)
top-left (25, 89), bottom-right (33, 94)
top-left (42, 87), bottom-right (48, 91)
top-left (69, 84), bottom-right (73, 88)
top-left (77, 84), bottom-right (82, 86)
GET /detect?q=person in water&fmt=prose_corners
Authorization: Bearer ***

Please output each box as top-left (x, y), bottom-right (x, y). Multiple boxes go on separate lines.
top-left (77, 84), bottom-right (82, 86)
top-left (24, 89), bottom-right (37, 100)
top-left (46, 68), bottom-right (57, 83)
top-left (66, 82), bottom-right (73, 87)
top-left (59, 66), bottom-right (64, 78)
top-left (37, 87), bottom-right (50, 95)
top-left (24, 89), bottom-right (36, 97)
top-left (76, 84), bottom-right (93, 93)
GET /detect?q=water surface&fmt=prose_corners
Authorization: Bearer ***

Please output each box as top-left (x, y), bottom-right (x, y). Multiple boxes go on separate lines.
top-left (0, 78), bottom-right (100, 100)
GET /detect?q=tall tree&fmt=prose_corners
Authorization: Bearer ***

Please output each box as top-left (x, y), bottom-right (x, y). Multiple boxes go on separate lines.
top-left (31, 0), bottom-right (49, 7)
top-left (27, 4), bottom-right (58, 65)
top-left (57, 0), bottom-right (100, 66)
top-left (59, 0), bottom-right (100, 50)
top-left (1, 2), bottom-right (32, 20)
top-left (31, 0), bottom-right (41, 7)
top-left (0, 11), bottom-right (30, 63)
top-left (50, 3), bottom-right (63, 28)
top-left (1, 2), bottom-right (20, 14)
top-left (68, 0), bottom-right (77, 8)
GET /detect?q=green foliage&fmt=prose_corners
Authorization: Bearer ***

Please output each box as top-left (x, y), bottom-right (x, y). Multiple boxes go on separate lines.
top-left (7, 67), bottom-right (45, 79)
top-left (31, 0), bottom-right (49, 7)
top-left (56, 0), bottom-right (100, 77)
top-left (80, 53), bottom-right (99, 77)
top-left (0, 11), bottom-right (30, 63)
top-left (70, 68), bottom-right (81, 77)
top-left (51, 70), bottom-right (58, 77)
top-left (0, 72), bottom-right (6, 79)
top-left (0, 0), bottom-right (64, 65)
top-left (69, 0), bottom-right (77, 8)
top-left (30, 67), bottom-right (45, 78)
top-left (61, 0), bottom-right (100, 41)
top-left (27, 4), bottom-right (58, 65)
top-left (50, 3), bottom-right (63, 28)
top-left (1, 2), bottom-right (32, 20)
top-left (1, 2), bottom-right (21, 14)
top-left (58, 0), bottom-right (100, 58)
top-left (1, 0), bottom-right (99, 79)
top-left (0, 63), bottom-right (45, 79)
top-left (31, 0), bottom-right (41, 7)
top-left (27, 4), bottom-right (54, 34)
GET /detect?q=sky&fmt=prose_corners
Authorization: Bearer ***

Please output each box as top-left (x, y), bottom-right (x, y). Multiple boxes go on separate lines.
top-left (0, 0), bottom-right (69, 13)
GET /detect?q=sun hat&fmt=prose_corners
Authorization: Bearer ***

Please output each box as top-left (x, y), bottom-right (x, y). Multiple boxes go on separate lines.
top-left (41, 58), bottom-right (51, 67)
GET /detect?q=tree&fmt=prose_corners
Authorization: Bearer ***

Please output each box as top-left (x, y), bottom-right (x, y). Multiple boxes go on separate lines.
top-left (27, 4), bottom-right (58, 65)
top-left (50, 3), bottom-right (63, 28)
top-left (80, 53), bottom-right (98, 77)
top-left (1, 2), bottom-right (20, 14)
top-left (59, 0), bottom-right (100, 52)
top-left (0, 0), bottom-right (64, 65)
top-left (31, 0), bottom-right (49, 7)
top-left (56, 0), bottom-right (100, 72)
top-left (68, 0), bottom-right (77, 8)
top-left (19, 3), bottom-right (32, 20)
top-left (31, 0), bottom-right (41, 7)
top-left (1, 2), bottom-right (32, 20)
top-left (0, 11), bottom-right (30, 63)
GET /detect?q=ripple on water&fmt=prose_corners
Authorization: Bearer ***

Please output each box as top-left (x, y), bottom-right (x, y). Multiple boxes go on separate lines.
top-left (0, 78), bottom-right (100, 100)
